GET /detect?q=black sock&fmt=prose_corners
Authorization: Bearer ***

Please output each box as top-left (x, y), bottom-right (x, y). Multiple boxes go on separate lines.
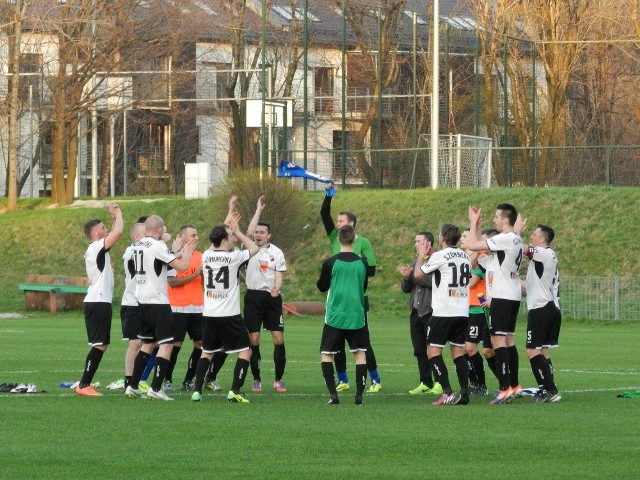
top-left (334, 349), bottom-right (347, 378)
top-left (454, 355), bottom-right (469, 396)
top-left (150, 357), bottom-right (169, 392)
top-left (250, 345), bottom-right (261, 381)
top-left (469, 352), bottom-right (486, 386)
top-left (130, 350), bottom-right (151, 389)
top-left (231, 358), bottom-right (250, 393)
top-left (79, 347), bottom-right (104, 388)
top-left (166, 346), bottom-right (181, 383)
top-left (493, 347), bottom-right (510, 391)
top-left (507, 345), bottom-right (519, 387)
top-left (430, 355), bottom-right (451, 394)
top-left (465, 354), bottom-right (477, 385)
top-left (486, 355), bottom-right (499, 381)
top-left (355, 363), bottom-right (367, 403)
top-left (274, 344), bottom-right (286, 381)
top-left (531, 354), bottom-right (557, 393)
top-left (547, 357), bottom-right (554, 383)
top-left (365, 342), bottom-right (378, 371)
top-left (206, 351), bottom-right (228, 382)
top-left (194, 357), bottom-right (211, 394)
top-left (183, 348), bottom-right (202, 384)
top-left (322, 361), bottom-right (337, 397)
top-left (530, 354), bottom-right (546, 386)
top-left (417, 355), bottom-right (433, 387)
top-left (125, 376), bottom-right (132, 389)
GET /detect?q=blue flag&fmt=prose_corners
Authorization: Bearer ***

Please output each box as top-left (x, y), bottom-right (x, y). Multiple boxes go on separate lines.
top-left (277, 160), bottom-right (335, 197)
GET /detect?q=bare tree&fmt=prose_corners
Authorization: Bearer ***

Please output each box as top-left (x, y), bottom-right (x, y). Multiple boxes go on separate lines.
top-left (2, 0), bottom-right (29, 211)
top-left (342, 0), bottom-right (405, 187)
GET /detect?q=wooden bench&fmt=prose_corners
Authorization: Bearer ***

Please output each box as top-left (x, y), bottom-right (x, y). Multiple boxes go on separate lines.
top-left (19, 275), bottom-right (89, 314)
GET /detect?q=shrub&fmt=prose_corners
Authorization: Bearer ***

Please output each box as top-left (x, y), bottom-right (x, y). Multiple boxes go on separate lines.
top-left (208, 169), bottom-right (315, 253)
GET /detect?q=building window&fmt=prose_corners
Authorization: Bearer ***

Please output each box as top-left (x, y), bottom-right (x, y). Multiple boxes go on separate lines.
top-left (314, 67), bottom-right (334, 114)
top-left (133, 58), bottom-right (170, 107)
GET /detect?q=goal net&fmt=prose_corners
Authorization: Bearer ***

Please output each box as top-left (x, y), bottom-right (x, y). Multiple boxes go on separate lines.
top-left (413, 134), bottom-right (495, 188)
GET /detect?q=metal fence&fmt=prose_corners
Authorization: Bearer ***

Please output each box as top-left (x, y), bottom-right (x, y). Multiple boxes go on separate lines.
top-left (559, 276), bottom-right (639, 321)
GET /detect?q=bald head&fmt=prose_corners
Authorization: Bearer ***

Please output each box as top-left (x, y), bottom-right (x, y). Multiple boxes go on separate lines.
top-left (130, 223), bottom-right (146, 242)
top-left (144, 215), bottom-right (165, 239)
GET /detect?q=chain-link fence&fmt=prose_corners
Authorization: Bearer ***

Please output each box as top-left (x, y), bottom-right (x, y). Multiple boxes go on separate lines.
top-left (560, 276), bottom-right (639, 321)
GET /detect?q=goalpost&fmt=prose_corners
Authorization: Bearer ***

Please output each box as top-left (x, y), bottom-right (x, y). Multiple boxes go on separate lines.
top-left (412, 134), bottom-right (495, 188)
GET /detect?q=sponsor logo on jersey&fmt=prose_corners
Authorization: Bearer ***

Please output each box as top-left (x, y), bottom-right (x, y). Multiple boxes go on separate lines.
top-left (449, 289), bottom-right (468, 298)
top-left (206, 290), bottom-right (229, 299)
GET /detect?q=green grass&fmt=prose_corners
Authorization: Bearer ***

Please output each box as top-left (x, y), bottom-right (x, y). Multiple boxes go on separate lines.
top-left (0, 311), bottom-right (638, 479)
top-left (1, 187), bottom-right (638, 477)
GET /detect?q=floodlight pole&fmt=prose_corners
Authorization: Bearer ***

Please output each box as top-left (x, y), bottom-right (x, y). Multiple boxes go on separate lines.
top-left (430, 0), bottom-right (440, 190)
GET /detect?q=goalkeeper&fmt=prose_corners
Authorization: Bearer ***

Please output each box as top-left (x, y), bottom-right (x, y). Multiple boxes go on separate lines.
top-left (320, 182), bottom-right (382, 393)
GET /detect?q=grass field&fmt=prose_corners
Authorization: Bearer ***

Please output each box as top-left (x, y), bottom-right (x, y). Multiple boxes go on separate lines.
top-left (1, 311), bottom-right (638, 479)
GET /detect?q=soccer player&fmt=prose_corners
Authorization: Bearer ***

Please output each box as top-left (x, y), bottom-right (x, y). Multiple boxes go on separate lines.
top-left (116, 222), bottom-right (146, 391)
top-left (320, 182), bottom-right (381, 393)
top-left (124, 215), bottom-right (195, 401)
top-left (317, 225), bottom-right (368, 405)
top-left (398, 231), bottom-right (443, 395)
top-left (76, 202), bottom-right (123, 397)
top-left (467, 204), bottom-right (524, 404)
top-left (191, 211), bottom-right (259, 403)
top-left (460, 228), bottom-right (489, 396)
top-left (244, 196), bottom-right (288, 393)
top-left (414, 224), bottom-right (471, 406)
top-left (522, 224), bottom-right (561, 403)
top-left (166, 225), bottom-right (204, 392)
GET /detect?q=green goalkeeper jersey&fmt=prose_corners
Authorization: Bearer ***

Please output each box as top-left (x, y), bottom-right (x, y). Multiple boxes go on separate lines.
top-left (316, 252), bottom-right (368, 330)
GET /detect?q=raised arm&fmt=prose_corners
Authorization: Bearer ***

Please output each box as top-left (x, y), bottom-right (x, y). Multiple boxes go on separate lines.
top-left (247, 195), bottom-right (266, 237)
top-left (223, 195), bottom-right (238, 226)
top-left (514, 214), bottom-right (527, 236)
top-left (228, 211), bottom-right (259, 257)
top-left (168, 237), bottom-right (196, 273)
top-left (466, 206), bottom-right (490, 252)
top-left (104, 202), bottom-right (123, 250)
top-left (320, 182), bottom-right (335, 236)
top-left (413, 241), bottom-right (431, 280)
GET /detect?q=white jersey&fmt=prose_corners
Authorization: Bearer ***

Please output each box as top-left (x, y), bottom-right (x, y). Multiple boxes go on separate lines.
top-left (84, 238), bottom-right (114, 303)
top-left (133, 236), bottom-right (177, 304)
top-left (202, 248), bottom-right (250, 317)
top-left (121, 244), bottom-right (138, 307)
top-left (525, 245), bottom-right (559, 310)
top-left (245, 243), bottom-right (286, 291)
top-left (420, 247), bottom-right (470, 317)
top-left (486, 231), bottom-right (524, 301)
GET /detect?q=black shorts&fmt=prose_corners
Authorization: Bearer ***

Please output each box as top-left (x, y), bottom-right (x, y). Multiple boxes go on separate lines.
top-left (120, 305), bottom-right (142, 341)
top-left (526, 302), bottom-right (562, 349)
top-left (320, 324), bottom-right (368, 354)
top-left (243, 290), bottom-right (284, 333)
top-left (84, 302), bottom-right (112, 346)
top-left (172, 311), bottom-right (203, 343)
top-left (466, 312), bottom-right (487, 344)
top-left (138, 304), bottom-right (174, 345)
top-left (201, 315), bottom-right (250, 354)
top-left (427, 316), bottom-right (467, 348)
top-left (488, 298), bottom-right (520, 336)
